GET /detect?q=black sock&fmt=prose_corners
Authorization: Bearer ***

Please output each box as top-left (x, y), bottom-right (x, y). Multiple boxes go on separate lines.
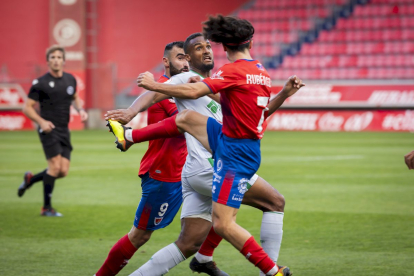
top-left (27, 169), bottom-right (47, 188)
top-left (43, 174), bottom-right (56, 209)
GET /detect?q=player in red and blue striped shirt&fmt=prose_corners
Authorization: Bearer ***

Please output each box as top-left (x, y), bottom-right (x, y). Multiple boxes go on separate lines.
top-left (95, 41), bottom-right (188, 276)
top-left (136, 16), bottom-right (304, 276)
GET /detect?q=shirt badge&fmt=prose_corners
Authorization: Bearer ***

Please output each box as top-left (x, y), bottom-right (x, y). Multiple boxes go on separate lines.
top-left (256, 63), bottom-right (265, 71)
top-left (67, 86), bottom-right (74, 95)
top-left (49, 81), bottom-right (55, 88)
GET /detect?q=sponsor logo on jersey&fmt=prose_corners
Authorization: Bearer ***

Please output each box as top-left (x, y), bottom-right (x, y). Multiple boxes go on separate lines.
top-left (168, 99), bottom-right (175, 103)
top-left (237, 178), bottom-right (249, 194)
top-left (210, 70), bottom-right (224, 80)
top-left (246, 252), bottom-right (252, 259)
top-left (155, 170), bottom-right (162, 174)
top-left (67, 86), bottom-right (74, 95)
top-left (32, 79), bottom-right (39, 85)
top-left (232, 194), bottom-right (243, 202)
top-left (154, 217), bottom-right (163, 225)
top-left (246, 73), bottom-right (271, 87)
top-left (256, 63), bottom-right (265, 71)
top-left (49, 81), bottom-right (55, 88)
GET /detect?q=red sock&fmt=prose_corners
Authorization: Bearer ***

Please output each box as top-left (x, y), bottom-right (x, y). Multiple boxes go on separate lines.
top-left (96, 234), bottom-right (137, 276)
top-left (198, 227), bottom-right (223, 256)
top-left (132, 115), bottom-right (181, 143)
top-left (240, 236), bottom-right (278, 275)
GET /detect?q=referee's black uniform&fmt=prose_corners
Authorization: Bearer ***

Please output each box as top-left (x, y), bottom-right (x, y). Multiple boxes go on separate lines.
top-left (28, 72), bottom-right (77, 160)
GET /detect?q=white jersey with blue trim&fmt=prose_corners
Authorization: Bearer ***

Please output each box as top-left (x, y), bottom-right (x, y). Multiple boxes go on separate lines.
top-left (166, 71), bottom-right (222, 177)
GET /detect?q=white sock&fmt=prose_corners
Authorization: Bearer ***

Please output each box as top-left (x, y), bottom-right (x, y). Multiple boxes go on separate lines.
top-left (266, 265), bottom-right (279, 276)
top-left (129, 243), bottom-right (185, 276)
top-left (259, 212), bottom-right (284, 276)
top-left (125, 129), bottom-right (133, 142)
top-left (195, 252), bottom-right (213, 263)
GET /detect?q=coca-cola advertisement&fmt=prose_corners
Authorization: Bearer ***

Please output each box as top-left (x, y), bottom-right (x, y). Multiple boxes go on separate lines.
top-left (274, 84), bottom-right (414, 108)
top-left (267, 110), bottom-right (414, 132)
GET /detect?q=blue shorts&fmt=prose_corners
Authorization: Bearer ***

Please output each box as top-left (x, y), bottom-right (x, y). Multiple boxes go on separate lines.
top-left (134, 173), bottom-right (183, 230)
top-left (207, 117), bottom-right (261, 209)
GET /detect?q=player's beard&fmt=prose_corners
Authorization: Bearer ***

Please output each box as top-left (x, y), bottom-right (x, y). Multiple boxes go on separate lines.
top-left (169, 62), bottom-right (188, 77)
top-left (200, 61), bottom-right (214, 73)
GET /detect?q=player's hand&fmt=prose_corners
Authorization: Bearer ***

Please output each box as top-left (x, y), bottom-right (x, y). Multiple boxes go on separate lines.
top-left (79, 109), bottom-right (88, 122)
top-left (105, 108), bottom-right (135, 125)
top-left (137, 72), bottom-right (156, 90)
top-left (40, 120), bottom-right (55, 133)
top-left (281, 75), bottom-right (305, 98)
top-left (188, 76), bottom-right (201, 83)
top-left (404, 150), bottom-right (414, 170)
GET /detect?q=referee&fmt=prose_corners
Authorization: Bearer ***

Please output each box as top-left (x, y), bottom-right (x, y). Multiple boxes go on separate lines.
top-left (18, 45), bottom-right (88, 217)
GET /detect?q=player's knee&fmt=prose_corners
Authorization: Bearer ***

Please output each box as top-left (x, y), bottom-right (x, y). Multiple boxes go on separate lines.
top-left (212, 219), bottom-right (231, 239)
top-left (267, 190), bottom-right (285, 212)
top-left (175, 232), bottom-right (204, 257)
top-left (176, 109), bottom-right (197, 131)
top-left (48, 163), bottom-right (61, 176)
top-left (128, 230), bottom-right (152, 248)
top-left (58, 169), bottom-right (69, 178)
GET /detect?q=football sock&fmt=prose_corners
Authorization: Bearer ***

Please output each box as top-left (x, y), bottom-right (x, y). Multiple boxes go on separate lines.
top-left (130, 243), bottom-right (185, 276)
top-left (259, 212), bottom-right (284, 276)
top-left (240, 236), bottom-right (279, 275)
top-left (125, 129), bottom-right (133, 142)
top-left (96, 234), bottom-right (137, 276)
top-left (27, 169), bottom-right (47, 188)
top-left (131, 115), bottom-right (181, 143)
top-left (196, 226), bottom-right (223, 263)
top-left (43, 173), bottom-right (56, 209)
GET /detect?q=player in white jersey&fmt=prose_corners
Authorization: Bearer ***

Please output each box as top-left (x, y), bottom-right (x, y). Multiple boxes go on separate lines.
top-left (106, 33), bottom-right (289, 276)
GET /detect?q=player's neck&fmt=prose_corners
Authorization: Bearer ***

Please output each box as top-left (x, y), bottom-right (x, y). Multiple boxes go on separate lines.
top-left (49, 69), bottom-right (63, 78)
top-left (190, 68), bottom-right (211, 78)
top-left (227, 51), bottom-right (253, 63)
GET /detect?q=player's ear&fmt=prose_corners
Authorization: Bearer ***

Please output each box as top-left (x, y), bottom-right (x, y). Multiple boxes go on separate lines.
top-left (249, 40), bottom-right (253, 50)
top-left (162, 57), bottom-right (169, 67)
top-left (222, 44), bottom-right (228, 52)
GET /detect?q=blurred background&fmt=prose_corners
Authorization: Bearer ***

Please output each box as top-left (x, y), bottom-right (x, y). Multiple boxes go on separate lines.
top-left (0, 0), bottom-right (413, 132)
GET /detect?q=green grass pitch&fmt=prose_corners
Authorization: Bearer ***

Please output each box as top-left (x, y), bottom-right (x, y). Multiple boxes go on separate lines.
top-left (0, 130), bottom-right (413, 275)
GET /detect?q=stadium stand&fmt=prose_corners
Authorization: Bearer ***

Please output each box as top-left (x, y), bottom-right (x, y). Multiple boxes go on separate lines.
top-left (210, 0), bottom-right (414, 80)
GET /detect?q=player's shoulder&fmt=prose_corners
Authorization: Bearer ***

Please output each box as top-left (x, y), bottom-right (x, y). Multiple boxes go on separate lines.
top-left (169, 71), bottom-right (199, 84)
top-left (62, 72), bottom-right (76, 82)
top-left (31, 72), bottom-right (49, 87)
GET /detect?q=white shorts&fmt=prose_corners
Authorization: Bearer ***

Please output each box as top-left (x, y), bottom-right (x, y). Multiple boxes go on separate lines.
top-left (180, 168), bottom-right (259, 221)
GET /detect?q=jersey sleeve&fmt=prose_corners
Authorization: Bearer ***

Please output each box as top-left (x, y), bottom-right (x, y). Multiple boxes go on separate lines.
top-left (27, 80), bottom-right (41, 101)
top-left (159, 98), bottom-right (178, 116)
top-left (73, 75), bottom-right (77, 95)
top-left (202, 66), bottom-right (237, 94)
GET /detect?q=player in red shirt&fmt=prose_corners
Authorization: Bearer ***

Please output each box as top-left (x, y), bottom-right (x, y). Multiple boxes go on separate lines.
top-left (136, 16), bottom-right (304, 276)
top-left (94, 41), bottom-right (188, 276)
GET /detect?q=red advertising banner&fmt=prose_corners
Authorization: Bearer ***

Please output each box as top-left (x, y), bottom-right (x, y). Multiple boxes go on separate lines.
top-left (267, 110), bottom-right (414, 132)
top-left (0, 111), bottom-right (34, 130)
top-left (0, 83), bottom-right (26, 109)
top-left (274, 84), bottom-right (414, 108)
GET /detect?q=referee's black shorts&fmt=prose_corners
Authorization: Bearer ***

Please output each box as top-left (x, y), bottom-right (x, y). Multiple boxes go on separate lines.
top-left (38, 127), bottom-right (73, 160)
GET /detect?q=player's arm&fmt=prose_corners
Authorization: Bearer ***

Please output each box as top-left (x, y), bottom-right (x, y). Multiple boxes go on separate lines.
top-left (137, 71), bottom-right (212, 99)
top-left (188, 74), bottom-right (220, 103)
top-left (404, 150), bottom-right (414, 170)
top-left (72, 93), bottom-right (88, 122)
top-left (23, 98), bottom-right (55, 133)
top-left (268, 75), bottom-right (305, 116)
top-left (104, 90), bottom-right (169, 124)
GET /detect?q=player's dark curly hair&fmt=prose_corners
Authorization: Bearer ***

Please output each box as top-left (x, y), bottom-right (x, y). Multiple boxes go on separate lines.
top-left (202, 15), bottom-right (254, 52)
